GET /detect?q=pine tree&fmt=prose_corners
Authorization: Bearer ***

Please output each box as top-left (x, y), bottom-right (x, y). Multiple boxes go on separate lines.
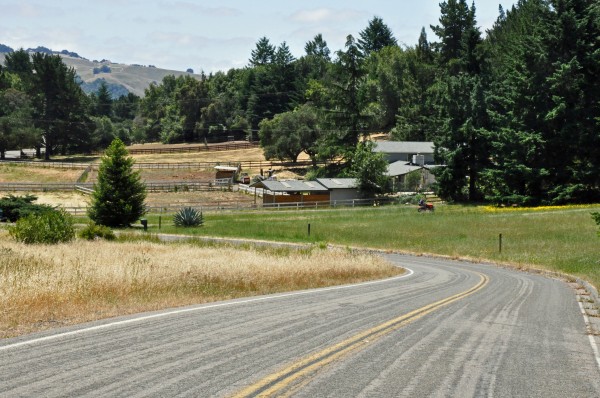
top-left (358, 17), bottom-right (398, 57)
top-left (249, 37), bottom-right (276, 66)
top-left (88, 138), bottom-right (146, 227)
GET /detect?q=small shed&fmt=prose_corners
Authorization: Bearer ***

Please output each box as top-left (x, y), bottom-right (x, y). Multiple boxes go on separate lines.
top-left (214, 165), bottom-right (240, 181)
top-left (315, 178), bottom-right (360, 201)
top-left (386, 162), bottom-right (437, 191)
top-left (251, 179), bottom-right (330, 204)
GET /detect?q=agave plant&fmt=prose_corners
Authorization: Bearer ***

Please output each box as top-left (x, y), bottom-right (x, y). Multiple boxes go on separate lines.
top-left (173, 207), bottom-right (204, 227)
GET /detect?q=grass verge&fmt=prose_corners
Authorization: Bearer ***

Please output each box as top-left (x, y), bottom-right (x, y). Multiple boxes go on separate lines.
top-left (0, 234), bottom-right (401, 338)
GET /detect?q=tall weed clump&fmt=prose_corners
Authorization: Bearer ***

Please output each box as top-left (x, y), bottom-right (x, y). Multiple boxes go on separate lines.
top-left (9, 209), bottom-right (75, 244)
top-left (79, 222), bottom-right (116, 241)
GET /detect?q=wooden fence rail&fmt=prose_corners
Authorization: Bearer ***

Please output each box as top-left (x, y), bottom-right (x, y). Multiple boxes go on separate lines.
top-left (0, 160), bottom-right (90, 169)
top-left (0, 179), bottom-right (232, 192)
top-left (60, 197), bottom-right (400, 216)
top-left (125, 142), bottom-right (259, 155)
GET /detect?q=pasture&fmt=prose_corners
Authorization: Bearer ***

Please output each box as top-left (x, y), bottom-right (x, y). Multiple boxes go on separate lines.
top-left (148, 204), bottom-right (600, 291)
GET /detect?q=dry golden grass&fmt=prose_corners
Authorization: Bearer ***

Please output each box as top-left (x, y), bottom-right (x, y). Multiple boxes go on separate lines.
top-left (0, 164), bottom-right (83, 183)
top-left (0, 234), bottom-right (402, 338)
top-left (130, 146), bottom-right (267, 163)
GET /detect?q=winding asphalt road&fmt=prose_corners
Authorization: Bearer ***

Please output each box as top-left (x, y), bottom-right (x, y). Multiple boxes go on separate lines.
top-left (1, 254), bottom-right (599, 397)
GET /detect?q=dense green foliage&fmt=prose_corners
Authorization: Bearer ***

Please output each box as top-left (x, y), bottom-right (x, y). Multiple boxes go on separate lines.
top-left (87, 138), bottom-right (147, 227)
top-left (173, 207), bottom-right (204, 227)
top-left (78, 221), bottom-right (116, 241)
top-left (0, 194), bottom-right (54, 222)
top-left (1, 2), bottom-right (598, 204)
top-left (348, 141), bottom-right (391, 195)
top-left (8, 209), bottom-right (75, 244)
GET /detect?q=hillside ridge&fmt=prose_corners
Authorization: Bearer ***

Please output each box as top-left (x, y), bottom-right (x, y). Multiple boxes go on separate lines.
top-left (0, 44), bottom-right (202, 97)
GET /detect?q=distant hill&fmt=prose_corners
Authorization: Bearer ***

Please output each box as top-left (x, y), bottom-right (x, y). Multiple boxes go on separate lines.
top-left (0, 44), bottom-right (203, 97)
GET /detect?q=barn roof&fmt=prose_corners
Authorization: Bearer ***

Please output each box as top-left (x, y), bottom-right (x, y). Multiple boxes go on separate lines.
top-left (252, 179), bottom-right (328, 192)
top-left (374, 141), bottom-right (434, 155)
top-left (315, 178), bottom-right (358, 189)
top-left (386, 162), bottom-right (424, 177)
top-left (386, 162), bottom-right (443, 177)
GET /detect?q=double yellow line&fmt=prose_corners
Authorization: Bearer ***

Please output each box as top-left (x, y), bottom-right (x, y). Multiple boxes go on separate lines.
top-left (232, 272), bottom-right (489, 398)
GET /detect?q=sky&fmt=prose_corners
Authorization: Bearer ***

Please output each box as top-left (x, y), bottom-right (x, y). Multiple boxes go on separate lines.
top-left (0, 0), bottom-right (517, 73)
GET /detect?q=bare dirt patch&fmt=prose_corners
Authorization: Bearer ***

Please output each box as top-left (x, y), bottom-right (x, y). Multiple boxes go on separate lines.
top-left (0, 190), bottom-right (255, 210)
top-left (146, 191), bottom-right (256, 207)
top-left (0, 191), bottom-right (91, 208)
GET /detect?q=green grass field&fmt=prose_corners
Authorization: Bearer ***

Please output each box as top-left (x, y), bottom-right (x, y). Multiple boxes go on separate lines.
top-left (145, 204), bottom-right (600, 290)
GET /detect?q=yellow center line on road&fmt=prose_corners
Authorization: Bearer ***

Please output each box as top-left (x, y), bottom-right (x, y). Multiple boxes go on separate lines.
top-left (231, 272), bottom-right (489, 398)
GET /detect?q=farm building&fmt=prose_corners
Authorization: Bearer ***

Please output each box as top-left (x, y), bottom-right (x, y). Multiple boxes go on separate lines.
top-left (373, 141), bottom-right (435, 164)
top-left (315, 178), bottom-right (360, 201)
top-left (251, 178), bottom-right (361, 205)
top-left (214, 165), bottom-right (240, 180)
top-left (386, 163), bottom-right (437, 191)
top-left (373, 141), bottom-right (441, 191)
top-left (251, 180), bottom-right (330, 205)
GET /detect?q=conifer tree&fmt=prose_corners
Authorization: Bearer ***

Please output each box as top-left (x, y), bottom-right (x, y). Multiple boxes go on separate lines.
top-left (358, 17), bottom-right (397, 57)
top-left (88, 138), bottom-right (146, 227)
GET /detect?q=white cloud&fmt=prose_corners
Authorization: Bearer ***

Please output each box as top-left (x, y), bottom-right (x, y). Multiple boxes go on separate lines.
top-left (158, 1), bottom-right (242, 17)
top-left (289, 8), bottom-right (365, 24)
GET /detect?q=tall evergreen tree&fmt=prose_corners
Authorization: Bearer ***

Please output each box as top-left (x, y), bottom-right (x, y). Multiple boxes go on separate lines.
top-left (430, 0), bottom-right (488, 202)
top-left (95, 81), bottom-right (113, 118)
top-left (88, 138), bottom-right (146, 227)
top-left (358, 17), bottom-right (398, 57)
top-left (543, 0), bottom-right (600, 202)
top-left (29, 53), bottom-right (91, 158)
top-left (329, 35), bottom-right (366, 148)
top-left (430, 0), bottom-right (479, 74)
top-left (393, 29), bottom-right (439, 141)
top-left (249, 37), bottom-right (276, 66)
top-left (482, 0), bottom-right (553, 205)
top-left (305, 34), bottom-right (331, 60)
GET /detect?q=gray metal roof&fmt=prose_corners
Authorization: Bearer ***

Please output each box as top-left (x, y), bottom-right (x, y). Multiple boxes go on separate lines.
top-left (315, 178), bottom-right (358, 190)
top-left (253, 179), bottom-right (328, 192)
top-left (386, 161), bottom-right (442, 177)
top-left (386, 161), bottom-right (423, 177)
top-left (374, 141), bottom-right (434, 155)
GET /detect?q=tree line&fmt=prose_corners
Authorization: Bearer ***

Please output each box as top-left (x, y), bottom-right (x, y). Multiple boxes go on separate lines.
top-left (0, 0), bottom-right (598, 204)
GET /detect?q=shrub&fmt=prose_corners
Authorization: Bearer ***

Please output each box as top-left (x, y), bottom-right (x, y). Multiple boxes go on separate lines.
top-left (79, 222), bottom-right (116, 241)
top-left (9, 209), bottom-right (75, 244)
top-left (0, 194), bottom-right (55, 222)
top-left (173, 207), bottom-right (203, 227)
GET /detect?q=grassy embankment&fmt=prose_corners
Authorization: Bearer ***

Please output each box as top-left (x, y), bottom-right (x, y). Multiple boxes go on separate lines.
top-left (147, 203), bottom-right (600, 290)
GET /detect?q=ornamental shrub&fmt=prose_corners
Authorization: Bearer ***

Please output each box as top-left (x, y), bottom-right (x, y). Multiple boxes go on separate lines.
top-left (9, 209), bottom-right (75, 244)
